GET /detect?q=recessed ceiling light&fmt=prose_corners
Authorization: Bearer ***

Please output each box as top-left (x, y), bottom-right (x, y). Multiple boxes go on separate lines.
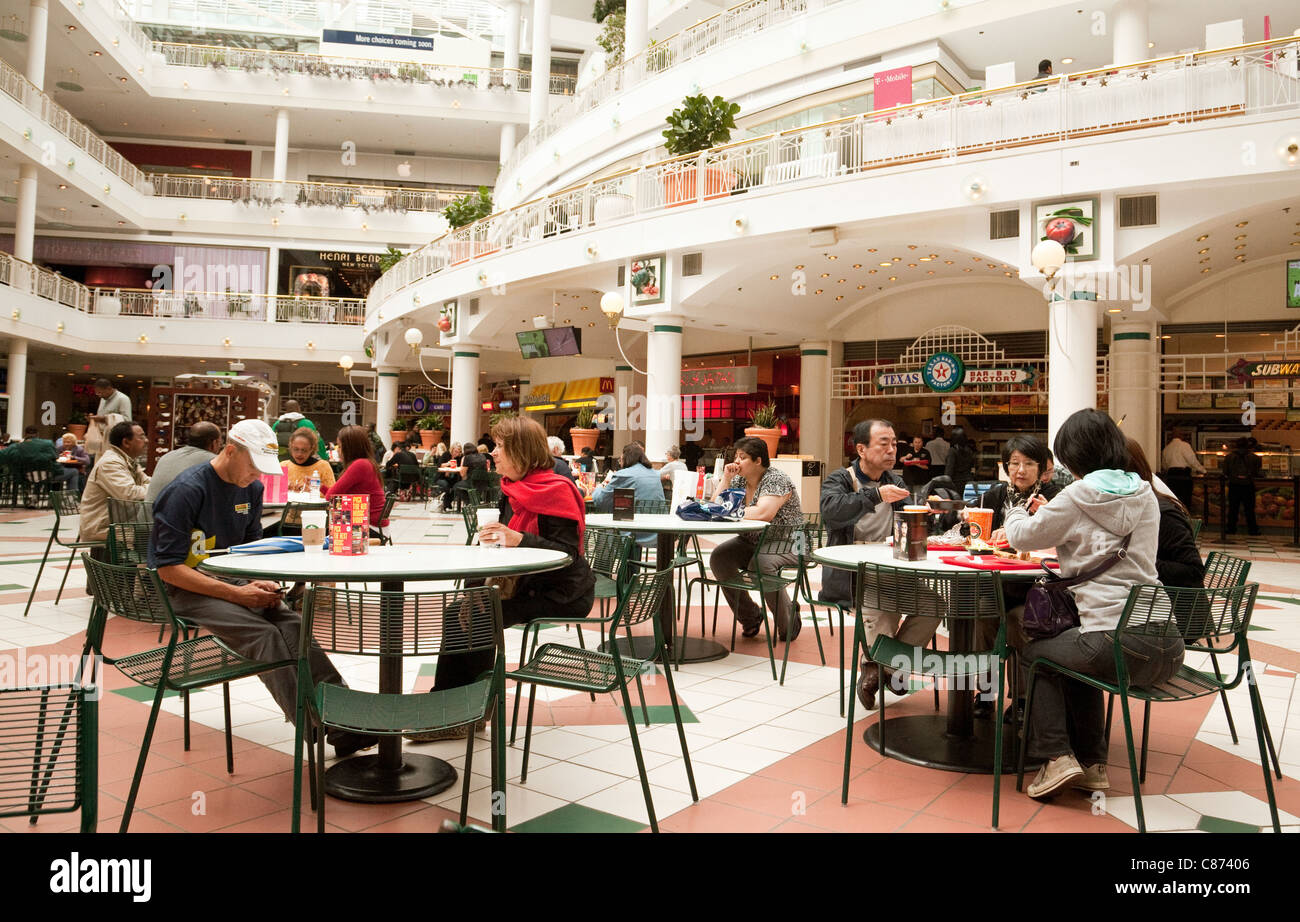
top-left (879, 262), bottom-right (891, 267)
top-left (794, 264), bottom-right (804, 270)
top-left (888, 276), bottom-right (897, 281)
top-left (1234, 234), bottom-right (1247, 240)
top-left (852, 263), bottom-right (862, 269)
top-left (1062, 57), bottom-right (1074, 64)
top-left (769, 274), bottom-right (779, 280)
top-left (1003, 271), bottom-right (1013, 276)
top-left (893, 257), bottom-right (902, 262)
top-left (1198, 248), bottom-right (1209, 254)
top-left (814, 289), bottom-right (823, 294)
top-left (1202, 268), bottom-right (1212, 273)
top-left (90, 51), bottom-right (101, 56)
top-left (820, 272), bottom-right (830, 278)
top-left (58, 183), bottom-right (67, 190)
top-left (827, 255), bottom-right (837, 260)
top-left (908, 263), bottom-right (917, 268)
top-left (867, 248), bottom-right (877, 253)
top-left (1236, 221), bottom-right (1249, 227)
top-left (963, 268), bottom-right (972, 273)
top-left (868, 269), bottom-right (877, 274)
top-left (944, 260), bottom-right (954, 265)
top-left (857, 284), bottom-right (865, 289)
top-left (1107, 307), bottom-right (1121, 313)
top-left (1234, 244), bottom-right (1246, 250)
top-left (1196, 234), bottom-right (1209, 241)
top-left (919, 256), bottom-right (932, 262)
top-left (835, 295), bottom-right (844, 301)
top-left (927, 271), bottom-right (935, 275)
top-left (908, 245), bottom-right (917, 250)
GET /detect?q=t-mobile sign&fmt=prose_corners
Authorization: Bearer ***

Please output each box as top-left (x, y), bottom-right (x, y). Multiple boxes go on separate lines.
top-left (873, 66), bottom-right (913, 110)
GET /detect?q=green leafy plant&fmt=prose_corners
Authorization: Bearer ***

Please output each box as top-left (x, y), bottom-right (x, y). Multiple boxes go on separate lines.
top-left (443, 186), bottom-right (494, 229)
top-left (662, 93), bottom-right (741, 158)
top-left (396, 63), bottom-right (422, 82)
top-left (417, 412), bottom-right (445, 431)
top-left (390, 418), bottom-right (409, 431)
top-left (574, 406), bottom-right (596, 428)
top-left (68, 410), bottom-right (88, 425)
top-left (597, 11), bottom-right (625, 64)
top-left (489, 409), bottom-right (518, 427)
top-left (592, 0), bottom-right (624, 22)
top-left (749, 400), bottom-right (778, 429)
top-left (377, 245), bottom-right (407, 273)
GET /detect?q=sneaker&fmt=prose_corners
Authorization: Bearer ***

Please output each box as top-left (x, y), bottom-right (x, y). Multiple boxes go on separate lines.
top-left (1026, 753), bottom-right (1085, 800)
top-left (1073, 763), bottom-right (1110, 792)
top-left (326, 730), bottom-right (380, 758)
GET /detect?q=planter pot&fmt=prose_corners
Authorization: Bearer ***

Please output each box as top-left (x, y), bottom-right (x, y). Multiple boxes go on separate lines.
top-left (67, 424), bottom-right (88, 440)
top-left (664, 166), bottom-right (737, 208)
top-left (744, 427), bottom-right (780, 460)
top-left (420, 429), bottom-right (443, 450)
top-left (390, 430), bottom-right (409, 446)
top-left (569, 428), bottom-right (600, 454)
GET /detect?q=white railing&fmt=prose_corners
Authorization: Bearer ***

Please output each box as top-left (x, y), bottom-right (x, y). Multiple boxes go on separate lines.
top-left (151, 41), bottom-right (576, 95)
top-left (0, 253), bottom-right (366, 325)
top-left (146, 173), bottom-right (463, 213)
top-left (102, 0), bottom-right (155, 54)
top-left (373, 39), bottom-right (1300, 314)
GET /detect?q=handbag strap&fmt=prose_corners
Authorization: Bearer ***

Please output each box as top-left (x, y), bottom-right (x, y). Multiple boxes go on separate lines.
top-left (1041, 533), bottom-right (1132, 586)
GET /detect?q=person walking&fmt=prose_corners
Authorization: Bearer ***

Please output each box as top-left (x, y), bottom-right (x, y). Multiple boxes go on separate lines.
top-left (1223, 437), bottom-right (1262, 536)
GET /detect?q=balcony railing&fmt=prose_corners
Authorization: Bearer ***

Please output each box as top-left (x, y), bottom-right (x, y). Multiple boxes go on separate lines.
top-left (151, 41), bottom-right (576, 95)
top-left (372, 38), bottom-right (1300, 312)
top-left (0, 252), bottom-right (365, 325)
top-left (145, 173), bottom-right (464, 213)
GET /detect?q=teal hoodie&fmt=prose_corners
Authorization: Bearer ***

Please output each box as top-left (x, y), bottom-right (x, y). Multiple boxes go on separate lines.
top-left (1082, 469), bottom-right (1143, 496)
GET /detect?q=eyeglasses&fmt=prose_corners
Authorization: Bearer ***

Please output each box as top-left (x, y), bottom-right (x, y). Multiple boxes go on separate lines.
top-left (1006, 461), bottom-right (1039, 471)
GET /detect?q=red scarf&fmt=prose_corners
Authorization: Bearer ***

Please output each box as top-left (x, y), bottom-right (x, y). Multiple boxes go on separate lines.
top-left (500, 468), bottom-right (586, 543)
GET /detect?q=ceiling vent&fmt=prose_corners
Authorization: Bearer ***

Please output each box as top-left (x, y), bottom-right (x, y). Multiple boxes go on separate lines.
top-left (989, 209), bottom-right (1019, 240)
top-left (469, 298), bottom-right (480, 315)
top-left (682, 252), bottom-right (703, 277)
top-left (617, 265), bottom-right (625, 286)
top-left (1118, 194), bottom-right (1158, 228)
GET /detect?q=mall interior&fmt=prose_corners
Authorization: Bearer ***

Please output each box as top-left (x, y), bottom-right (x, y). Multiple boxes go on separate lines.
top-left (1, 0), bottom-right (1300, 837)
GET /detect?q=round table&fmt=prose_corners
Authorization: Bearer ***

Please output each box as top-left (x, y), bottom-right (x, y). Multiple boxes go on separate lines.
top-left (200, 544), bottom-right (571, 802)
top-left (584, 513), bottom-right (767, 663)
top-left (813, 542), bottom-right (1042, 774)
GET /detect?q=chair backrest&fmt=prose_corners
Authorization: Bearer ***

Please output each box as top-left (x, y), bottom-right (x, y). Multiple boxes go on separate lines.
top-left (50, 490), bottom-right (84, 544)
top-left (634, 499), bottom-right (669, 515)
top-left (1202, 551), bottom-right (1251, 590)
top-left (107, 497), bottom-right (152, 526)
top-left (107, 522), bottom-right (152, 566)
top-left (854, 561), bottom-right (1005, 635)
top-left (607, 567), bottom-right (675, 642)
top-left (797, 512), bottom-right (825, 557)
top-left (585, 529), bottom-right (633, 581)
top-left (81, 554), bottom-right (175, 629)
top-left (379, 492), bottom-right (397, 522)
top-left (303, 584), bottom-right (504, 658)
top-left (1188, 516), bottom-right (1203, 541)
top-left (1118, 581), bottom-right (1258, 659)
top-left (467, 466), bottom-right (493, 491)
top-left (754, 523), bottom-right (803, 559)
top-left (0, 685), bottom-right (97, 831)
top-left (396, 464), bottom-right (421, 487)
top-left (461, 506), bottom-right (479, 544)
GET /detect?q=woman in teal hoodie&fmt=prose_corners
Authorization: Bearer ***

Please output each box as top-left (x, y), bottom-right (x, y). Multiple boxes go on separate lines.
top-left (1003, 409), bottom-right (1184, 801)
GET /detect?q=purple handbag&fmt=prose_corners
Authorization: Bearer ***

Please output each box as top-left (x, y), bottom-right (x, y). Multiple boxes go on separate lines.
top-left (1023, 534), bottom-right (1131, 641)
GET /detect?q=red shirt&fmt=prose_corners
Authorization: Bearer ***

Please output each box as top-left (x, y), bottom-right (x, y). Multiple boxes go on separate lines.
top-left (326, 458), bottom-right (388, 527)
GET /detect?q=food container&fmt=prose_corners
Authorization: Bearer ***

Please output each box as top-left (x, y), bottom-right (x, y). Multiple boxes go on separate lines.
top-left (892, 508), bottom-right (929, 561)
top-left (329, 494), bottom-right (370, 556)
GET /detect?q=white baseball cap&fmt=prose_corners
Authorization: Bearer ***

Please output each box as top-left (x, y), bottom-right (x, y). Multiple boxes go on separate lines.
top-left (227, 419), bottom-right (283, 475)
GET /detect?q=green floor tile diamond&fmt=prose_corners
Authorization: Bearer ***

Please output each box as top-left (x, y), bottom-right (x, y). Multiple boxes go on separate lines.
top-left (112, 686), bottom-right (183, 702)
top-left (509, 802), bottom-right (645, 834)
top-left (0, 584), bottom-right (25, 591)
top-left (1195, 814), bottom-right (1259, 834)
top-left (619, 704), bottom-right (698, 724)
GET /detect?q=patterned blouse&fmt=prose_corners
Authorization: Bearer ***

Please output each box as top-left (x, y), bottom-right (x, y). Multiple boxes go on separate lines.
top-left (728, 467), bottom-right (803, 529)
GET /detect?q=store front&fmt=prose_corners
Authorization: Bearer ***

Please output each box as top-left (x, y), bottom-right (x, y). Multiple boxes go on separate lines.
top-left (522, 376), bottom-right (616, 454)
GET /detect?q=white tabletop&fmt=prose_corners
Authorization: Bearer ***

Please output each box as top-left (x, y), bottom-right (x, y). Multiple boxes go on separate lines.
top-left (584, 513), bottom-right (768, 535)
top-left (813, 542), bottom-right (1042, 579)
top-left (200, 544), bottom-right (571, 582)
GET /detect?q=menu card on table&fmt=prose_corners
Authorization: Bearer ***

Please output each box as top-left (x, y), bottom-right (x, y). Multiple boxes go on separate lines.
top-left (612, 488), bottom-right (635, 521)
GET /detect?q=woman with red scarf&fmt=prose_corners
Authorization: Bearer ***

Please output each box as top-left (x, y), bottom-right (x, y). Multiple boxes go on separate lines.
top-left (427, 417), bottom-right (595, 704)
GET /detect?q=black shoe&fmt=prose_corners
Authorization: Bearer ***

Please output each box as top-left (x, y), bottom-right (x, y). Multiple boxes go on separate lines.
top-left (740, 619), bottom-right (762, 638)
top-left (856, 663), bottom-right (880, 710)
top-left (973, 697), bottom-right (994, 719)
top-left (1003, 700), bottom-right (1025, 724)
top-left (776, 606), bottom-right (802, 642)
top-left (327, 729), bottom-right (380, 758)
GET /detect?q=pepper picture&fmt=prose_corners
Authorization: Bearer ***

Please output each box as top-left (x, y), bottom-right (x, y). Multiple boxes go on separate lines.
top-left (1033, 197), bottom-right (1099, 260)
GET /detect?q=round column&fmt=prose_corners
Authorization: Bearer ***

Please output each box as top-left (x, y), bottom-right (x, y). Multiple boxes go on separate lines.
top-left (799, 341), bottom-right (830, 461)
top-left (1047, 291), bottom-right (1098, 452)
top-left (273, 109), bottom-right (290, 182)
top-left (7, 338), bottom-right (28, 438)
top-left (26, 0), bottom-right (48, 89)
top-left (14, 165), bottom-right (37, 264)
top-left (625, 0), bottom-right (648, 60)
top-left (528, 0), bottom-right (552, 129)
top-left (645, 317), bottom-right (682, 463)
top-left (1112, 0), bottom-right (1149, 66)
top-left (1109, 319), bottom-right (1159, 467)
top-left (451, 347), bottom-right (481, 448)
top-left (613, 364), bottom-right (635, 456)
top-left (376, 367), bottom-right (399, 450)
top-left (500, 0), bottom-right (522, 163)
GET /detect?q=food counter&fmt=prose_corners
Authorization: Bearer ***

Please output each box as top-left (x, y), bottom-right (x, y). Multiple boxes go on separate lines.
top-left (1192, 475), bottom-right (1300, 543)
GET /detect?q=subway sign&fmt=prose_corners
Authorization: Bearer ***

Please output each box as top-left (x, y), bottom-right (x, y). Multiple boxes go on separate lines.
top-left (1228, 357), bottom-right (1300, 384)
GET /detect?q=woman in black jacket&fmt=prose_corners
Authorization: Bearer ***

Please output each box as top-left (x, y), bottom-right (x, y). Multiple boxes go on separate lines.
top-left (1127, 438), bottom-right (1204, 587)
top-left (971, 435), bottom-right (1059, 544)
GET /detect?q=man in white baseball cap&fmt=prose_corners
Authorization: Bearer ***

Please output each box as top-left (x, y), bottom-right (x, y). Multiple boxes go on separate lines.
top-left (148, 418), bottom-right (377, 758)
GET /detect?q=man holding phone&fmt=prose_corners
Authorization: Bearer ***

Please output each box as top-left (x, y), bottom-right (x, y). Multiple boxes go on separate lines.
top-left (148, 419), bottom-right (376, 757)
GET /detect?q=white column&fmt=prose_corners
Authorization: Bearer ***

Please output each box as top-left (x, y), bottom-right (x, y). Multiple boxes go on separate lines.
top-left (273, 109), bottom-right (290, 182)
top-left (613, 364), bottom-right (635, 456)
top-left (14, 165), bottom-right (37, 264)
top-left (451, 347), bottom-right (481, 447)
top-left (1047, 292), bottom-right (1098, 453)
top-left (528, 0), bottom-right (551, 129)
top-left (499, 0), bottom-right (522, 163)
top-left (265, 245), bottom-right (279, 321)
top-left (499, 123), bottom-right (517, 165)
top-left (799, 341), bottom-right (830, 459)
top-left (26, 0), bottom-right (48, 89)
top-left (1112, 0), bottom-right (1149, 66)
top-left (645, 316), bottom-right (682, 463)
top-left (6, 339), bottom-right (28, 438)
top-left (625, 0), bottom-right (648, 60)
top-left (376, 367), bottom-right (399, 450)
top-left (1109, 319), bottom-right (1160, 468)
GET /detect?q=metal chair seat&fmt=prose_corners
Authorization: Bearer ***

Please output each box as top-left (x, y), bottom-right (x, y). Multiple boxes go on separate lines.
top-left (510, 642), bottom-right (650, 694)
top-left (114, 635), bottom-right (281, 691)
top-left (315, 679), bottom-right (493, 735)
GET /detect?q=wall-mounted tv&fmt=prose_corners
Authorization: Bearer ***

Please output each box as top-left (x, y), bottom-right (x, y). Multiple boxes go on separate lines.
top-left (1288, 259), bottom-right (1300, 309)
top-left (517, 330), bottom-right (548, 359)
top-left (516, 327), bottom-right (583, 358)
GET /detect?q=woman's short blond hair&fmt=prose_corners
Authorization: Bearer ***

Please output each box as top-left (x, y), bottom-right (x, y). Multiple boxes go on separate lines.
top-left (491, 416), bottom-right (553, 477)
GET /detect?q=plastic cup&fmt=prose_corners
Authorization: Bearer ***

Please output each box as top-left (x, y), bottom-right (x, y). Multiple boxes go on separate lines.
top-left (301, 510), bottom-right (326, 552)
top-left (967, 507), bottom-right (994, 542)
top-left (476, 508), bottom-right (501, 547)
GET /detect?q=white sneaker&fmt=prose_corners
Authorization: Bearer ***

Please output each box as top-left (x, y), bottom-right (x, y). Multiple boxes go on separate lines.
top-left (1026, 753), bottom-right (1084, 799)
top-left (1073, 763), bottom-right (1110, 792)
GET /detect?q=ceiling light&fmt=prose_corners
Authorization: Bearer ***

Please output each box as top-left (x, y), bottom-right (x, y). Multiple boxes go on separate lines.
top-left (814, 289), bottom-right (823, 294)
top-left (837, 279), bottom-right (846, 283)
top-left (835, 295), bottom-right (844, 301)
top-left (1198, 248), bottom-right (1209, 254)
top-left (1196, 234), bottom-right (1209, 241)
top-left (1234, 244), bottom-right (1246, 250)
top-left (827, 254), bottom-right (837, 260)
top-left (820, 272), bottom-right (830, 278)
top-left (1202, 268), bottom-right (1211, 273)
top-left (1107, 307), bottom-right (1121, 313)
top-left (888, 276), bottom-right (897, 281)
top-left (852, 263), bottom-right (862, 269)
top-left (769, 274), bottom-right (779, 280)
top-left (944, 260), bottom-right (954, 265)
top-left (857, 284), bottom-right (865, 289)
top-left (58, 183), bottom-right (67, 190)
top-left (1062, 57), bottom-right (1074, 64)
top-left (908, 263), bottom-right (917, 268)
top-left (919, 256), bottom-right (932, 262)
top-left (867, 248), bottom-right (877, 253)
top-left (1236, 221), bottom-right (1249, 227)
top-left (794, 264), bottom-right (804, 270)
top-left (879, 262), bottom-right (892, 267)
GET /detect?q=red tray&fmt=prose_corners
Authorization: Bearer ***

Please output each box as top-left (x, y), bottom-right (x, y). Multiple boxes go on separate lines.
top-left (926, 540), bottom-right (1009, 551)
top-left (939, 554), bottom-right (1058, 571)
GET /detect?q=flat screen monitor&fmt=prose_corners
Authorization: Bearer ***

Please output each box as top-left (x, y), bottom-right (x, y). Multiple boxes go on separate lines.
top-left (544, 326), bottom-right (582, 357)
top-left (516, 330), bottom-right (549, 359)
top-left (1288, 259), bottom-right (1300, 309)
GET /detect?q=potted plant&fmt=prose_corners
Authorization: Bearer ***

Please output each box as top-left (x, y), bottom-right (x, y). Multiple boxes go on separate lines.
top-left (569, 406), bottom-right (600, 455)
top-left (417, 412), bottom-right (445, 450)
top-left (389, 417), bottom-right (410, 446)
top-left (67, 410), bottom-right (89, 441)
top-left (443, 187), bottom-right (495, 263)
top-left (377, 245), bottom-right (406, 274)
top-left (488, 408), bottom-right (518, 428)
top-left (662, 94), bottom-right (741, 207)
top-left (744, 400), bottom-right (780, 460)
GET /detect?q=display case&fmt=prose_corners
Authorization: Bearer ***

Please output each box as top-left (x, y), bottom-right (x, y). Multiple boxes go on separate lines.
top-left (145, 385), bottom-right (261, 474)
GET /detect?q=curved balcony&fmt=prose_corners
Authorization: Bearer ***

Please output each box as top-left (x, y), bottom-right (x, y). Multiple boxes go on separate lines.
top-left (146, 173), bottom-right (463, 214)
top-left (373, 38), bottom-right (1300, 323)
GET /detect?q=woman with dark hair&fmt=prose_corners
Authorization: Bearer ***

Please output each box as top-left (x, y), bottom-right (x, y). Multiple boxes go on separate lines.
top-left (1127, 437), bottom-right (1204, 588)
top-left (710, 435), bottom-right (805, 640)
top-left (416, 416), bottom-right (594, 740)
top-left (1002, 409), bottom-right (1181, 800)
top-left (969, 435), bottom-right (1058, 544)
top-left (326, 425), bottom-right (389, 535)
top-left (591, 442), bottom-right (668, 551)
top-left (446, 442), bottom-right (488, 511)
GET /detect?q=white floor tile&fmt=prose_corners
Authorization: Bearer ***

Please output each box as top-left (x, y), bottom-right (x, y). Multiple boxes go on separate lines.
top-left (729, 724), bottom-right (826, 753)
top-left (690, 738), bottom-right (787, 773)
top-left (577, 778), bottom-right (697, 826)
top-left (515, 727), bottom-right (609, 761)
top-left (567, 742), bottom-right (676, 777)
top-left (1103, 794), bottom-right (1202, 832)
top-left (514, 762), bottom-right (625, 801)
top-left (1169, 791), bottom-right (1299, 826)
top-left (646, 759), bottom-right (746, 797)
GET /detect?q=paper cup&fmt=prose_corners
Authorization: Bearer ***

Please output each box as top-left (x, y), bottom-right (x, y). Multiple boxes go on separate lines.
top-left (476, 508), bottom-right (501, 547)
top-left (301, 510), bottom-right (326, 552)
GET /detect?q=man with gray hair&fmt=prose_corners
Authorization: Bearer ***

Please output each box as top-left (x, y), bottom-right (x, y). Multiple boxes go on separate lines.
top-left (548, 435), bottom-right (573, 479)
top-left (147, 421), bottom-right (223, 502)
top-left (659, 445), bottom-right (687, 482)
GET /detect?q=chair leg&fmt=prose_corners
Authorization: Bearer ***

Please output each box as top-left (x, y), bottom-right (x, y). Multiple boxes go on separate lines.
top-left (1243, 662), bottom-right (1281, 833)
top-left (223, 683), bottom-right (234, 774)
top-left (877, 662), bottom-right (886, 757)
top-left (460, 724), bottom-right (476, 825)
top-left (931, 634), bottom-right (941, 712)
top-left (1104, 692), bottom-right (1114, 739)
top-left (317, 723), bottom-right (327, 834)
top-left (22, 531), bottom-right (56, 617)
top-left (291, 707), bottom-right (307, 834)
top-left (520, 684), bottom-right (538, 782)
top-left (991, 657), bottom-right (1006, 829)
top-left (1117, 692), bottom-right (1146, 834)
top-left (306, 724), bottom-right (317, 812)
top-left (1139, 700), bottom-right (1151, 784)
top-left (55, 547), bottom-right (76, 604)
top-left (838, 605), bottom-right (846, 717)
top-left (1208, 652), bottom-right (1240, 744)
top-left (841, 632), bottom-right (859, 803)
top-left (509, 625), bottom-right (533, 745)
top-left (1015, 663), bottom-right (1040, 793)
top-left (659, 643), bottom-right (697, 801)
top-left (617, 676), bottom-right (658, 832)
top-left (120, 682), bottom-right (168, 833)
top-left (626, 621), bottom-right (650, 728)
top-left (183, 689), bottom-right (191, 751)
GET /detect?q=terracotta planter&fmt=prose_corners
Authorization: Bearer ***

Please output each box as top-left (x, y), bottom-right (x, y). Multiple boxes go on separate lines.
top-left (664, 166), bottom-right (738, 208)
top-left (744, 427), bottom-right (780, 460)
top-left (569, 428), bottom-right (599, 454)
top-left (390, 430), bottom-right (409, 446)
top-left (420, 429), bottom-right (443, 450)
top-left (66, 424), bottom-right (88, 440)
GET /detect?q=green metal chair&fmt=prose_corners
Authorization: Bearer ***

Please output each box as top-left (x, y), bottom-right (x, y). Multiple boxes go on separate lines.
top-left (107, 497), bottom-right (153, 525)
top-left (81, 554), bottom-right (309, 832)
top-left (842, 561), bottom-right (1010, 827)
top-left (684, 523), bottom-right (805, 682)
top-left (106, 521), bottom-right (151, 566)
top-left (376, 492), bottom-right (398, 545)
top-left (1018, 581), bottom-right (1280, 833)
top-left (0, 684), bottom-right (98, 832)
top-left (23, 489), bottom-right (105, 618)
top-left (291, 584), bottom-right (508, 833)
top-left (1188, 517), bottom-right (1203, 542)
top-left (388, 463), bottom-right (424, 501)
top-left (508, 566), bottom-right (698, 832)
top-left (461, 505), bottom-right (480, 546)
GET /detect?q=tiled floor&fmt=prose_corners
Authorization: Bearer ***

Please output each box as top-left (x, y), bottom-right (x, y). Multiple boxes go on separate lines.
top-left (2, 502), bottom-right (1297, 833)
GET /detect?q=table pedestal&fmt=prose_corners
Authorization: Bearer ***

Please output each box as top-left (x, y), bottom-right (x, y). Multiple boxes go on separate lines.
top-left (863, 715), bottom-right (1023, 774)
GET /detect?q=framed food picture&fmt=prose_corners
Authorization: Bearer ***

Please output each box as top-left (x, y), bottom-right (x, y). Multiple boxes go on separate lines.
top-left (629, 255), bottom-right (664, 306)
top-left (1215, 392), bottom-right (1247, 410)
top-left (1178, 391), bottom-right (1213, 410)
top-left (1033, 197), bottom-right (1099, 262)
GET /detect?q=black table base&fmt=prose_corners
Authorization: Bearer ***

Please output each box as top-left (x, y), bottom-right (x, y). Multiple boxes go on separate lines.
top-left (604, 634), bottom-right (729, 663)
top-left (324, 752), bottom-right (457, 803)
top-left (863, 714), bottom-right (1036, 774)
